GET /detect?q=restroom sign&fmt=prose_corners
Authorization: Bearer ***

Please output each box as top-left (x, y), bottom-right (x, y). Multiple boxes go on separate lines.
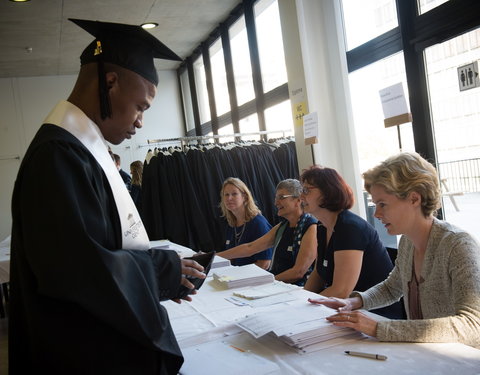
top-left (457, 62), bottom-right (479, 91)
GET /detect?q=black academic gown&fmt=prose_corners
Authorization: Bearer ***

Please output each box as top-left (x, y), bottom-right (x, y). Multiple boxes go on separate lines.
top-left (9, 124), bottom-right (184, 374)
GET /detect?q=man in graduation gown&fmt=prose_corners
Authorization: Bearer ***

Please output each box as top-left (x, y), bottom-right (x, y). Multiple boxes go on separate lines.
top-left (9, 19), bottom-right (205, 374)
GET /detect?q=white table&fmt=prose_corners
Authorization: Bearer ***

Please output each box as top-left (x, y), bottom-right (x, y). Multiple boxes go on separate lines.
top-left (161, 263), bottom-right (480, 375)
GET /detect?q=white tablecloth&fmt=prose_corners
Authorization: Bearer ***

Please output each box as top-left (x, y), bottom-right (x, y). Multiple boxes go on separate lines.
top-left (162, 262), bottom-right (480, 375)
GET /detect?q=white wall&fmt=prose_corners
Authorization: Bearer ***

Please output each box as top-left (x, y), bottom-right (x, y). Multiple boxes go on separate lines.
top-left (0, 70), bottom-right (185, 240)
top-left (292, 0), bottom-right (366, 217)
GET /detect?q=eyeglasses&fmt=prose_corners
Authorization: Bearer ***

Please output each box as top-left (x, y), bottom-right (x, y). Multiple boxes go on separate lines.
top-left (274, 194), bottom-right (295, 201)
top-left (302, 186), bottom-right (317, 195)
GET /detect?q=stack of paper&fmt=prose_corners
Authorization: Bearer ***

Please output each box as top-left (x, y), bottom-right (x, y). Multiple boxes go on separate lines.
top-left (235, 303), bottom-right (364, 353)
top-left (150, 240), bottom-right (230, 270)
top-left (212, 264), bottom-right (274, 289)
top-left (211, 256), bottom-right (231, 269)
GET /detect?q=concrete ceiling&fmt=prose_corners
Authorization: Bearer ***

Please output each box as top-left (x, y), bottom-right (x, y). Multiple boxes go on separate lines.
top-left (0, 0), bottom-right (241, 78)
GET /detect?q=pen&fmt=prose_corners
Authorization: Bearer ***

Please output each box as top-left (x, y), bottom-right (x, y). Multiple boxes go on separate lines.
top-left (345, 351), bottom-right (387, 360)
top-left (230, 345), bottom-right (247, 352)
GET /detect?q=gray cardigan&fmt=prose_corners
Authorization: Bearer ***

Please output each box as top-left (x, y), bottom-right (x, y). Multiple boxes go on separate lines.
top-left (357, 218), bottom-right (480, 348)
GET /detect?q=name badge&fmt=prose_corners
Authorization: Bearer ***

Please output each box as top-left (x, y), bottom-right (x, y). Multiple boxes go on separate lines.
top-left (226, 240), bottom-right (230, 245)
top-left (323, 260), bottom-right (328, 267)
top-left (287, 246), bottom-right (293, 252)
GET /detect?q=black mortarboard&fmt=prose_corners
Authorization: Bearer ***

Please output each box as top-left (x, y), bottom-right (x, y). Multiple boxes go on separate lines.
top-left (69, 18), bottom-right (182, 119)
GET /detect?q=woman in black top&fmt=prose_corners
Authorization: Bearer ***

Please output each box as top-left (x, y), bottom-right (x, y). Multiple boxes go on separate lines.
top-left (301, 166), bottom-right (404, 318)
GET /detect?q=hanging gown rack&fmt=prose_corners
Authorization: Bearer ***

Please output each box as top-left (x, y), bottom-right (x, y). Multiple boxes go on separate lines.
top-left (140, 129), bottom-right (293, 149)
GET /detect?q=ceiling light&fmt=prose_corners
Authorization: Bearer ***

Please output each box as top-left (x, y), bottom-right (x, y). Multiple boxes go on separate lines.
top-left (141, 22), bottom-right (158, 29)
top-left (10, 0), bottom-right (31, 2)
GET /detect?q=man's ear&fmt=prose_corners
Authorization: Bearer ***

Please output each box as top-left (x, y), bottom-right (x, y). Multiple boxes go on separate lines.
top-left (105, 71), bottom-right (119, 89)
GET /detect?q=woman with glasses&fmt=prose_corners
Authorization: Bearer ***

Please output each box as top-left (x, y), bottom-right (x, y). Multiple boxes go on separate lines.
top-left (219, 177), bottom-right (273, 269)
top-left (309, 153), bottom-right (480, 347)
top-left (217, 179), bottom-right (317, 286)
top-left (301, 166), bottom-right (403, 318)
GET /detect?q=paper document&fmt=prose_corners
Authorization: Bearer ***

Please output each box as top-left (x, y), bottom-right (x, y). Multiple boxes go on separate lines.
top-left (213, 264), bottom-right (274, 289)
top-left (232, 281), bottom-right (298, 300)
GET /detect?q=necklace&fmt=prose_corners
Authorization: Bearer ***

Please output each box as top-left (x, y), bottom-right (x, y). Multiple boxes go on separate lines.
top-left (234, 222), bottom-right (246, 246)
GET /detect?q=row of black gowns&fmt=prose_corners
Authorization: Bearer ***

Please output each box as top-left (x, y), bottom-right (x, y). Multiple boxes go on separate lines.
top-left (141, 139), bottom-right (300, 252)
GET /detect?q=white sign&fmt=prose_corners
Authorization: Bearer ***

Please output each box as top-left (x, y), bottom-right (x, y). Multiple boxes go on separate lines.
top-left (458, 62), bottom-right (479, 91)
top-left (303, 112), bottom-right (318, 144)
top-left (379, 82), bottom-right (409, 119)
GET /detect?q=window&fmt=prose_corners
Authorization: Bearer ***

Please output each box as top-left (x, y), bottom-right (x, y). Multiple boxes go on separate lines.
top-left (209, 38), bottom-right (231, 117)
top-left (218, 124), bottom-right (235, 143)
top-left (418, 0), bottom-right (449, 14)
top-left (178, 0), bottom-right (290, 140)
top-left (229, 16), bottom-right (255, 106)
top-left (341, 0), bottom-right (398, 50)
top-left (180, 70), bottom-right (195, 132)
top-left (424, 28), bottom-right (480, 235)
top-left (239, 113), bottom-right (260, 140)
top-left (193, 55), bottom-right (211, 124)
top-left (348, 52), bottom-right (415, 173)
top-left (264, 100), bottom-right (294, 135)
top-left (254, 0), bottom-right (288, 92)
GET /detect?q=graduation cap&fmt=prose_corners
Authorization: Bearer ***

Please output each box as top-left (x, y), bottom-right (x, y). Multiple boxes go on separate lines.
top-left (69, 18), bottom-right (182, 119)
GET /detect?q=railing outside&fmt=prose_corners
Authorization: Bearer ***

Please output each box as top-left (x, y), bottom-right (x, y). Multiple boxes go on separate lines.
top-left (439, 158), bottom-right (480, 193)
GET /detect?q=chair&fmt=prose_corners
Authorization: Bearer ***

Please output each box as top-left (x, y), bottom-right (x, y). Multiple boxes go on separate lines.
top-left (441, 178), bottom-right (463, 212)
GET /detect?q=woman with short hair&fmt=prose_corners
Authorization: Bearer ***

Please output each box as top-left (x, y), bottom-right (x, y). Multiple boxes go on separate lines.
top-left (310, 152), bottom-right (480, 347)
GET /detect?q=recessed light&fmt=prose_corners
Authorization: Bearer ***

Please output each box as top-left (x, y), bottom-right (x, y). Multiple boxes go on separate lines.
top-left (141, 22), bottom-right (158, 29)
top-left (9, 0), bottom-right (31, 2)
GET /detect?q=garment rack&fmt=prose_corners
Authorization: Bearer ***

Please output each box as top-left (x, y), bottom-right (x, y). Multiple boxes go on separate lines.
top-left (0, 155), bottom-right (20, 161)
top-left (142, 129), bottom-right (293, 150)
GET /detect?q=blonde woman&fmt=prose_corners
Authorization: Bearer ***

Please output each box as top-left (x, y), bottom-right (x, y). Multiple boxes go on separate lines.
top-left (220, 177), bottom-right (272, 269)
top-left (310, 152), bottom-right (480, 348)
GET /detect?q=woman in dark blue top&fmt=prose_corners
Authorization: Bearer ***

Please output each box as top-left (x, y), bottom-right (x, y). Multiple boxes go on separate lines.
top-left (218, 179), bottom-right (317, 286)
top-left (220, 177), bottom-right (273, 268)
top-left (301, 166), bottom-right (404, 319)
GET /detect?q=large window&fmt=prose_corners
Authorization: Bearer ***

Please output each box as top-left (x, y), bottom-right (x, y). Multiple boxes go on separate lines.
top-left (229, 16), bottom-right (255, 106)
top-left (424, 28), bottom-right (480, 236)
top-left (342, 0), bottom-right (480, 239)
top-left (264, 100), bottom-right (294, 135)
top-left (193, 55), bottom-right (211, 124)
top-left (418, 0), bottom-right (449, 14)
top-left (178, 0), bottom-right (292, 141)
top-left (348, 52), bottom-right (414, 173)
top-left (179, 70), bottom-right (195, 132)
top-left (341, 0), bottom-right (398, 50)
top-left (254, 0), bottom-right (288, 93)
top-left (209, 38), bottom-right (231, 117)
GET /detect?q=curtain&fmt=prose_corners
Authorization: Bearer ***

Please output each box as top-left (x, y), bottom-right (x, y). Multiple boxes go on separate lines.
top-left (141, 139), bottom-right (299, 252)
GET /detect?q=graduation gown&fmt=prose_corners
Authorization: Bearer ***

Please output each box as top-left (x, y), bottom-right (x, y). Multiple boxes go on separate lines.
top-left (9, 124), bottom-right (184, 374)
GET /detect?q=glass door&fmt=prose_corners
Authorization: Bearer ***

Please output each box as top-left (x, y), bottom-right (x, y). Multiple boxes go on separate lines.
top-left (424, 27), bottom-right (480, 239)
